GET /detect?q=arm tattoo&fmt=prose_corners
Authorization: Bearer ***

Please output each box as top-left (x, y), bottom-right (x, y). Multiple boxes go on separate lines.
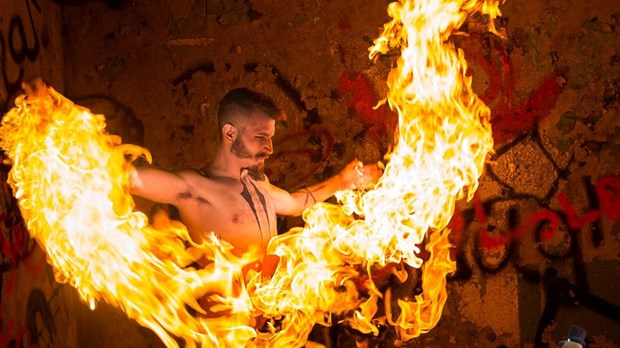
top-left (303, 187), bottom-right (317, 207)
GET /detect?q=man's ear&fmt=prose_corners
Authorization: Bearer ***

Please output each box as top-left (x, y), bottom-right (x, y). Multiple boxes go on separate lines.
top-left (222, 123), bottom-right (237, 142)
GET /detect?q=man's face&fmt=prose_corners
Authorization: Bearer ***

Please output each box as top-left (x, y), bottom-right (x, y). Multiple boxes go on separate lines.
top-left (231, 113), bottom-right (275, 180)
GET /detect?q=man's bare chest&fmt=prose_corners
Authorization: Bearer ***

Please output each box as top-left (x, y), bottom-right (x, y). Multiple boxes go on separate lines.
top-left (183, 177), bottom-right (275, 230)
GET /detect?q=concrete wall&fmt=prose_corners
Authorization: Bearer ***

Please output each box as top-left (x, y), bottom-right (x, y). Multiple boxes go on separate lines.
top-left (0, 0), bottom-right (68, 346)
top-left (0, 0), bottom-right (64, 112)
top-left (1, 0), bottom-right (619, 347)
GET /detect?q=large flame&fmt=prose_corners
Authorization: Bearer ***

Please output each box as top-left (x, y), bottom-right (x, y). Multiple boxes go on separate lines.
top-left (253, 0), bottom-right (498, 342)
top-left (0, 85), bottom-right (262, 347)
top-left (0, 0), bottom-right (499, 346)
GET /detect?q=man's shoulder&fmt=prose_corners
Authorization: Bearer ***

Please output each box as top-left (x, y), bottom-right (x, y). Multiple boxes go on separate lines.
top-left (173, 168), bottom-right (215, 186)
top-left (178, 168), bottom-right (244, 190)
top-left (251, 174), bottom-right (275, 189)
top-left (173, 168), bottom-right (204, 178)
top-left (259, 176), bottom-right (289, 195)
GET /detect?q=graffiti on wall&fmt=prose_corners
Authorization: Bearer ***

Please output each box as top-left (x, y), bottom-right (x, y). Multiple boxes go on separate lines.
top-left (459, 33), bottom-right (565, 145)
top-left (448, 141), bottom-right (620, 346)
top-left (0, 1), bottom-right (61, 346)
top-left (0, 170), bottom-right (54, 345)
top-left (445, 31), bottom-right (620, 346)
top-left (0, 0), bottom-right (41, 114)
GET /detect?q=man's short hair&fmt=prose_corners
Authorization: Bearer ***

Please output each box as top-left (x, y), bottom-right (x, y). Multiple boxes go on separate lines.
top-left (217, 88), bottom-right (285, 130)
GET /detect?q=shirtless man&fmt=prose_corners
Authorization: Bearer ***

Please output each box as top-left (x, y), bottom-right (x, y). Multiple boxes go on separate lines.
top-left (129, 87), bottom-right (381, 271)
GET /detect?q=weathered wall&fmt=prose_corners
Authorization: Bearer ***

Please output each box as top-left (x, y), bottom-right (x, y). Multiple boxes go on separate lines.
top-left (0, 0), bottom-right (64, 113)
top-left (0, 0), bottom-right (67, 346)
top-left (1, 0), bottom-right (619, 347)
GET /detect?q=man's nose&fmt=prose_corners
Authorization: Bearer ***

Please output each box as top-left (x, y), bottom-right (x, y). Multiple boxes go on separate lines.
top-left (264, 139), bottom-right (273, 155)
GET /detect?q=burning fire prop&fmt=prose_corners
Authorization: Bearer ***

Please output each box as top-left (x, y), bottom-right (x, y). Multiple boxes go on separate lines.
top-left (0, 0), bottom-right (500, 346)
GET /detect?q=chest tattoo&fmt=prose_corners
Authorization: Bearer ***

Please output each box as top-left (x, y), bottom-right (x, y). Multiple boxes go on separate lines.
top-left (239, 172), bottom-right (271, 244)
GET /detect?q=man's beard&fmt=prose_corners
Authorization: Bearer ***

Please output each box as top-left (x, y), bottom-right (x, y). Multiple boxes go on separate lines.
top-left (232, 137), bottom-right (267, 180)
top-left (245, 166), bottom-right (265, 181)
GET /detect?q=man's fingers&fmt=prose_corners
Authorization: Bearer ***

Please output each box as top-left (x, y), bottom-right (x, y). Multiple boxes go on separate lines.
top-left (340, 159), bottom-right (383, 190)
top-left (358, 164), bottom-right (382, 186)
top-left (364, 164), bottom-right (382, 176)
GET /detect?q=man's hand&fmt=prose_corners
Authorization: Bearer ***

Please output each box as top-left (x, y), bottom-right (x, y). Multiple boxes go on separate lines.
top-left (339, 159), bottom-right (383, 190)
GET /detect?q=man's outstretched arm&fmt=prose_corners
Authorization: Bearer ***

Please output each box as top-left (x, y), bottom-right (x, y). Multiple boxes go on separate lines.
top-left (128, 166), bottom-right (192, 205)
top-left (269, 160), bottom-right (382, 216)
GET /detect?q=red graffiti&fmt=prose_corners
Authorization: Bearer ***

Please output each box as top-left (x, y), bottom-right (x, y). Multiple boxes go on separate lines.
top-left (558, 193), bottom-right (599, 230)
top-left (596, 174), bottom-right (620, 220)
top-left (449, 174), bottom-right (620, 249)
top-left (338, 72), bottom-right (397, 143)
top-left (0, 149), bottom-right (38, 346)
top-left (479, 208), bottom-right (561, 249)
top-left (460, 34), bottom-right (565, 144)
top-left (1, 169), bottom-right (35, 298)
top-left (0, 317), bottom-right (33, 348)
top-left (490, 74), bottom-right (564, 144)
top-left (338, 34), bottom-right (565, 146)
